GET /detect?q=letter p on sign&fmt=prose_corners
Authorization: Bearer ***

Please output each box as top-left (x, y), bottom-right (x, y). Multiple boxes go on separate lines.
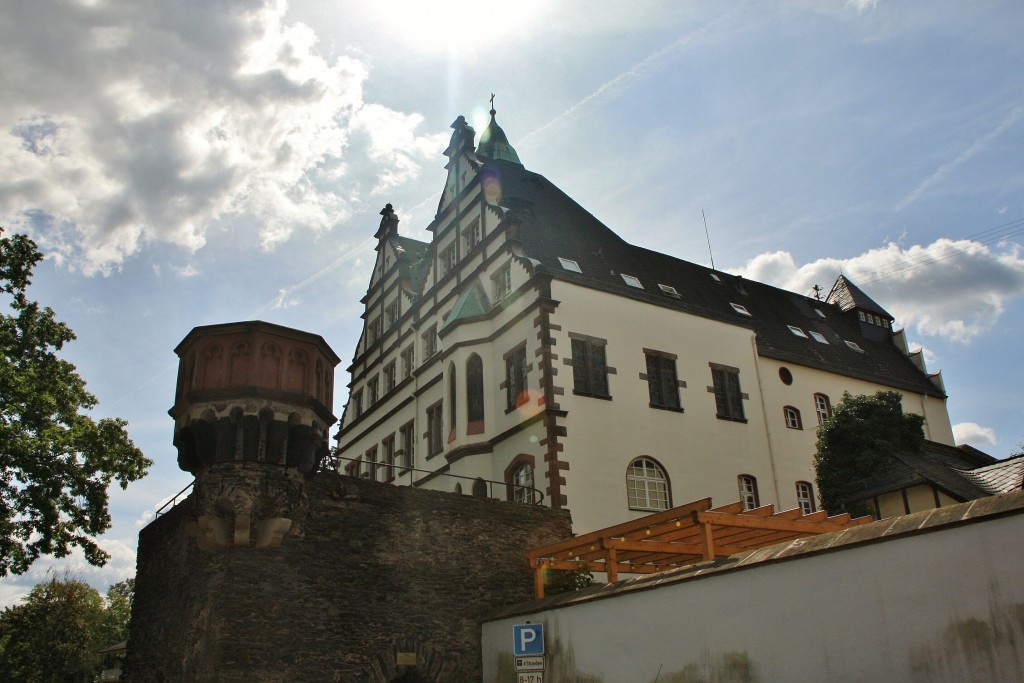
top-left (513, 624), bottom-right (544, 656)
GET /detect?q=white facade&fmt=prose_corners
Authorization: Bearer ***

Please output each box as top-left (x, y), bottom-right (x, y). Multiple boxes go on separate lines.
top-left (336, 111), bottom-right (954, 534)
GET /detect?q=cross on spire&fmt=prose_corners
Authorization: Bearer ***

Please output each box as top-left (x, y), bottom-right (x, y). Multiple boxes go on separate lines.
top-left (489, 93), bottom-right (496, 115)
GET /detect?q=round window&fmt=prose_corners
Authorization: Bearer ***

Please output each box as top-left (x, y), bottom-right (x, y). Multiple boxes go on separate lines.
top-left (779, 367), bottom-right (793, 385)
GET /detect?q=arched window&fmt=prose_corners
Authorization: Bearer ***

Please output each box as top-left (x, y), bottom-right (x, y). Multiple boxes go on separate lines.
top-left (448, 363), bottom-right (457, 437)
top-left (454, 482), bottom-right (463, 495)
top-left (472, 477), bottom-right (488, 498)
top-left (796, 481), bottom-right (816, 514)
top-left (738, 475), bottom-right (759, 510)
top-left (814, 393), bottom-right (831, 425)
top-left (511, 463), bottom-right (535, 504)
top-left (505, 455), bottom-right (537, 504)
top-left (626, 457), bottom-right (670, 511)
top-left (783, 406), bottom-right (802, 430)
top-left (466, 354), bottom-right (484, 432)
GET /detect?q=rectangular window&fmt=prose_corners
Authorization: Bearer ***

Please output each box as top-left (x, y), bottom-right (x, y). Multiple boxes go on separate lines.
top-left (815, 394), bottom-right (832, 425)
top-left (505, 345), bottom-right (529, 410)
top-left (730, 303), bottom-right (751, 316)
top-left (808, 330), bottom-right (829, 344)
top-left (738, 475), bottom-right (759, 510)
top-left (492, 262), bottom-right (512, 303)
top-left (440, 243), bottom-right (457, 276)
top-left (365, 447), bottom-right (377, 481)
top-left (399, 421), bottom-right (415, 469)
top-left (367, 375), bottom-right (379, 405)
top-left (621, 273), bottom-right (644, 289)
top-left (384, 361), bottom-right (396, 393)
top-left (796, 481), bottom-right (816, 515)
top-left (367, 316), bottom-right (382, 344)
top-left (344, 456), bottom-right (361, 478)
top-left (351, 389), bottom-right (363, 418)
top-left (558, 257), bottom-right (582, 273)
top-left (658, 284), bottom-right (681, 298)
top-left (384, 300), bottom-right (399, 328)
top-left (644, 351), bottom-right (680, 409)
top-left (711, 366), bottom-right (744, 420)
top-left (571, 337), bottom-right (609, 397)
top-left (784, 406), bottom-right (802, 430)
top-left (401, 346), bottom-right (415, 378)
top-left (422, 324), bottom-right (437, 360)
top-left (427, 402), bottom-right (444, 456)
top-left (464, 217), bottom-right (481, 251)
top-left (381, 435), bottom-right (395, 482)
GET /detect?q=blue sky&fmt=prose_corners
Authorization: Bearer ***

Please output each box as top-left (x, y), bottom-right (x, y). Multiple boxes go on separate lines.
top-left (2, 0), bottom-right (1022, 605)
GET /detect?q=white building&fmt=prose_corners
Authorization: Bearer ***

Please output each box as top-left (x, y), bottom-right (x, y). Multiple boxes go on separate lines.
top-left (334, 108), bottom-right (953, 534)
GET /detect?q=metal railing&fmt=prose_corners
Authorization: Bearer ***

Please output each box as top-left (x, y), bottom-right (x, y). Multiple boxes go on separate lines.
top-left (154, 481), bottom-right (195, 518)
top-left (331, 454), bottom-right (545, 505)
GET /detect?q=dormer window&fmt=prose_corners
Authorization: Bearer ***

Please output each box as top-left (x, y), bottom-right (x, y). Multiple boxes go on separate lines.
top-left (731, 303), bottom-right (751, 316)
top-left (808, 330), bottom-right (829, 344)
top-left (621, 274), bottom-right (644, 289)
top-left (658, 284), bottom-right (681, 298)
top-left (558, 257), bottom-right (582, 273)
top-left (845, 340), bottom-right (865, 353)
top-left (788, 326), bottom-right (808, 338)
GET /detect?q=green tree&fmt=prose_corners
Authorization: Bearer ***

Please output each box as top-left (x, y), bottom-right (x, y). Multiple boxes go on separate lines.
top-left (101, 577), bottom-right (134, 643)
top-left (0, 573), bottom-right (108, 682)
top-left (0, 229), bottom-right (152, 576)
top-left (814, 390), bottom-right (925, 517)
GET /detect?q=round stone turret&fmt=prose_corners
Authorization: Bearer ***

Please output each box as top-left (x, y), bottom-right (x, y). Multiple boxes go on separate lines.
top-left (170, 321), bottom-right (340, 476)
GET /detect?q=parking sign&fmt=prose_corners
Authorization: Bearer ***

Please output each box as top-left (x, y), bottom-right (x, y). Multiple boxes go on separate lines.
top-left (512, 623), bottom-right (544, 656)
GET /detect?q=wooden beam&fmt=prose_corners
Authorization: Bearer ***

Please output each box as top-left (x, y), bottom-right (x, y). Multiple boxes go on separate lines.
top-left (525, 497), bottom-right (713, 560)
top-left (606, 547), bottom-right (619, 583)
top-left (695, 511), bottom-right (854, 534)
top-left (534, 563), bottom-right (545, 599)
top-left (701, 521), bottom-right (715, 561)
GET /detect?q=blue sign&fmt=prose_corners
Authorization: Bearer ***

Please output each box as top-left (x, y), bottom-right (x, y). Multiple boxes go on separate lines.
top-left (513, 623), bottom-right (544, 656)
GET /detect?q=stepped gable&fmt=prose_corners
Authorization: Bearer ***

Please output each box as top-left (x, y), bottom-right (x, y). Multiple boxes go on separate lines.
top-left (473, 158), bottom-right (943, 398)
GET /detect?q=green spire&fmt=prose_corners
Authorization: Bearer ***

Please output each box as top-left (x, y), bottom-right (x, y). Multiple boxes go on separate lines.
top-left (476, 101), bottom-right (521, 165)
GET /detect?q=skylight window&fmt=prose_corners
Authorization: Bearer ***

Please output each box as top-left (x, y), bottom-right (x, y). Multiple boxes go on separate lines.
top-left (730, 303), bottom-right (751, 316)
top-left (621, 274), bottom-right (644, 289)
top-left (558, 257), bottom-right (582, 273)
top-left (814, 309), bottom-right (826, 319)
top-left (710, 273), bottom-right (722, 282)
top-left (845, 340), bottom-right (865, 353)
top-left (809, 330), bottom-right (829, 344)
top-left (788, 325), bottom-right (808, 338)
top-left (658, 284), bottom-right (681, 298)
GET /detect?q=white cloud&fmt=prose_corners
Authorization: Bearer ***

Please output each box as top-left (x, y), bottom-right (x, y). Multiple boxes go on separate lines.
top-left (736, 238), bottom-right (1024, 343)
top-left (846, 0), bottom-right (880, 12)
top-left (0, 537), bottom-right (138, 609)
top-left (0, 0), bottom-right (441, 274)
top-left (953, 422), bottom-right (998, 448)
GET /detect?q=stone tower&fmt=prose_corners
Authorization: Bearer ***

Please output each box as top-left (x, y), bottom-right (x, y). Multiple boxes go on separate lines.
top-left (169, 320), bottom-right (340, 549)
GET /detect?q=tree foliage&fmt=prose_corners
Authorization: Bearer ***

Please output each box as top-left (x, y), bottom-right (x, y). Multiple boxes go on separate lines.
top-left (0, 572), bottom-right (133, 682)
top-left (814, 391), bottom-right (925, 517)
top-left (0, 229), bottom-right (152, 576)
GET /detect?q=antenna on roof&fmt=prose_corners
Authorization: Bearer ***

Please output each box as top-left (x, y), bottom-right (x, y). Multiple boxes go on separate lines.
top-left (812, 284), bottom-right (823, 301)
top-left (702, 209), bottom-right (716, 271)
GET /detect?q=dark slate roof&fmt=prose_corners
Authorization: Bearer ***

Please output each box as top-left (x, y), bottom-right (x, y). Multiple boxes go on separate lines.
top-left (826, 275), bottom-right (892, 318)
top-left (842, 440), bottom-right (1001, 504)
top-left (478, 159), bottom-right (944, 398)
top-left (391, 235), bottom-right (430, 293)
top-left (958, 454), bottom-right (1024, 495)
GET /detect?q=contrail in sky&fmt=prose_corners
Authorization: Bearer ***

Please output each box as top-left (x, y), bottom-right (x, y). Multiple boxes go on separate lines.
top-left (257, 236), bottom-right (376, 314)
top-left (896, 104), bottom-right (1024, 211)
top-left (518, 14), bottom-right (734, 148)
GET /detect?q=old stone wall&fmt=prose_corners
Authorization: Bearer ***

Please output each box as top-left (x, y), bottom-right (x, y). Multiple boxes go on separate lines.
top-left (125, 469), bottom-right (571, 682)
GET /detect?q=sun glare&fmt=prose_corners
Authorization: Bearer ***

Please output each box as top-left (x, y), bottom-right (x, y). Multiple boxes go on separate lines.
top-left (369, 0), bottom-right (549, 55)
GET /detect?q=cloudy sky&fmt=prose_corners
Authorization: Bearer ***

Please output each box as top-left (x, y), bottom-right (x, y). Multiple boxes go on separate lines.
top-left (2, 0), bottom-right (1022, 605)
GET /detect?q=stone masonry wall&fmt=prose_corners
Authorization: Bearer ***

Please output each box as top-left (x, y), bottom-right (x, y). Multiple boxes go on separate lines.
top-left (125, 470), bottom-right (572, 682)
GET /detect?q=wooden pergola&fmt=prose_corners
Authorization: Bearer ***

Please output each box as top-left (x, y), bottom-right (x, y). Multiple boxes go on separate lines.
top-left (526, 497), bottom-right (872, 598)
